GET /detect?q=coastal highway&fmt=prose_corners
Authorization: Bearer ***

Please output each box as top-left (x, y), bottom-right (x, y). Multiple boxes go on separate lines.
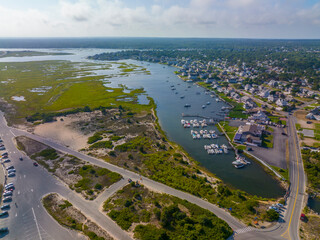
top-left (237, 114), bottom-right (306, 240)
top-left (1, 110), bottom-right (306, 240)
top-left (279, 115), bottom-right (306, 240)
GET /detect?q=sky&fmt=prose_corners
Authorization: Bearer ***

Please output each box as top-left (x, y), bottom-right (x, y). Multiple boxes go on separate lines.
top-left (0, 0), bottom-right (319, 39)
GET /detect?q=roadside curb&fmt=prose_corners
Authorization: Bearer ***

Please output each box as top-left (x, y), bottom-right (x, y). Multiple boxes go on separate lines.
top-left (244, 150), bottom-right (283, 180)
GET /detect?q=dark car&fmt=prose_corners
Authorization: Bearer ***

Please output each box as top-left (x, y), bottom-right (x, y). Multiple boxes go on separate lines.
top-left (0, 205), bottom-right (10, 210)
top-left (33, 162), bottom-right (38, 167)
top-left (3, 197), bottom-right (12, 202)
top-left (281, 132), bottom-right (287, 136)
top-left (0, 211), bottom-right (8, 217)
top-left (0, 227), bottom-right (8, 233)
top-left (19, 157), bottom-right (23, 161)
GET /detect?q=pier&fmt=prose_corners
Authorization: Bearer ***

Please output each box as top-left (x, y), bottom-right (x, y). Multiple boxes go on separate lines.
top-left (181, 113), bottom-right (223, 123)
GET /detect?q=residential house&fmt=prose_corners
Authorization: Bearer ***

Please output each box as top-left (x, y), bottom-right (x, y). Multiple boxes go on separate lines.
top-left (276, 99), bottom-right (288, 107)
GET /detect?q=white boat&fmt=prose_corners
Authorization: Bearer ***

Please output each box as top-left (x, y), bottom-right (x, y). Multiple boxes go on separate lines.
top-left (216, 98), bottom-right (220, 102)
top-left (234, 163), bottom-right (245, 169)
top-left (202, 105), bottom-right (206, 109)
top-left (184, 104), bottom-right (191, 107)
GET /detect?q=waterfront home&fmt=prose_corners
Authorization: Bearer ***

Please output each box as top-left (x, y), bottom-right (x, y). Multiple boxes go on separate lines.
top-left (240, 123), bottom-right (264, 137)
top-left (246, 134), bottom-right (262, 146)
top-left (234, 123), bottom-right (265, 146)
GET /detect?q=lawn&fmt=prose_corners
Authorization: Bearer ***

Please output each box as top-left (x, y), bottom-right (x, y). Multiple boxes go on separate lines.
top-left (262, 131), bottom-right (274, 148)
top-left (269, 116), bottom-right (287, 126)
top-left (271, 165), bottom-right (289, 181)
top-left (219, 121), bottom-right (238, 141)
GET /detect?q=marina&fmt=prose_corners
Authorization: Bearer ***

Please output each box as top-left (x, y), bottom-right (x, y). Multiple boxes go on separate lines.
top-left (0, 49), bottom-right (285, 198)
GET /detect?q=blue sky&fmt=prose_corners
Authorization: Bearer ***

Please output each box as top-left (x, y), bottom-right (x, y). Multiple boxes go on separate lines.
top-left (0, 0), bottom-right (319, 38)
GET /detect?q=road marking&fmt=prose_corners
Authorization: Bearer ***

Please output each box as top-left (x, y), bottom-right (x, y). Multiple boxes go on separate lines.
top-left (18, 190), bottom-right (20, 195)
top-left (234, 226), bottom-right (254, 234)
top-left (24, 174), bottom-right (26, 178)
top-left (281, 118), bottom-right (300, 240)
top-left (31, 188), bottom-right (33, 192)
top-left (15, 213), bottom-right (18, 217)
top-left (10, 130), bottom-right (16, 137)
top-left (32, 207), bottom-right (42, 240)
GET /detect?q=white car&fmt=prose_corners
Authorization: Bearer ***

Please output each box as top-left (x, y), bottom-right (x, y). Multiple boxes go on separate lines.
top-left (5, 183), bottom-right (14, 188)
top-left (5, 185), bottom-right (14, 191)
top-left (6, 166), bottom-right (14, 170)
top-left (7, 169), bottom-right (16, 174)
top-left (8, 172), bottom-right (15, 177)
top-left (3, 192), bottom-right (12, 197)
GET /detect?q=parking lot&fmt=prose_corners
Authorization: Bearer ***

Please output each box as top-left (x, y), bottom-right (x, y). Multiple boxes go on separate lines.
top-left (251, 126), bottom-right (288, 169)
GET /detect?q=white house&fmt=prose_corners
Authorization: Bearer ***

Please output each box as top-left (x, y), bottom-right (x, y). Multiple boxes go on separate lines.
top-left (276, 98), bottom-right (288, 107)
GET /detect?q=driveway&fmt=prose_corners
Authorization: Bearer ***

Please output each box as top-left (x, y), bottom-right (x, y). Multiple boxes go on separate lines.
top-left (251, 126), bottom-right (288, 169)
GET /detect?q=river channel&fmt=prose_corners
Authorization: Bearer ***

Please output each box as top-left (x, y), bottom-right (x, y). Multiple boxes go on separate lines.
top-left (0, 48), bottom-right (285, 198)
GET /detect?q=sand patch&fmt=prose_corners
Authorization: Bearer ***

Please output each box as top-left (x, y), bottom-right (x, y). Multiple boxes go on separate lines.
top-left (34, 116), bottom-right (88, 150)
top-left (295, 110), bottom-right (316, 129)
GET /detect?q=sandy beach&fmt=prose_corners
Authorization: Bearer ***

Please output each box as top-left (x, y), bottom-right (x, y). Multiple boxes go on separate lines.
top-left (33, 115), bottom-right (89, 151)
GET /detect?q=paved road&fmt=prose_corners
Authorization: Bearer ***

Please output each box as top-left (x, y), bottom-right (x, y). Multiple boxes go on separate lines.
top-left (0, 112), bottom-right (132, 240)
top-left (0, 110), bottom-right (306, 240)
top-left (10, 126), bottom-right (246, 231)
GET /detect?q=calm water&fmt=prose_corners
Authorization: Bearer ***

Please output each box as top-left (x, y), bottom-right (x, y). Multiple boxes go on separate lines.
top-left (308, 197), bottom-right (320, 214)
top-left (0, 49), bottom-right (285, 198)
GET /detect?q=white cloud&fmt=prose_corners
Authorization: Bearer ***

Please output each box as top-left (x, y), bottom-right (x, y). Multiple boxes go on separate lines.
top-left (59, 0), bottom-right (93, 22)
top-left (0, 0), bottom-right (319, 38)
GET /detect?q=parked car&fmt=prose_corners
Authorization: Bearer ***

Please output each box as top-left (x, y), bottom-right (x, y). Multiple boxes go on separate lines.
top-left (33, 162), bottom-right (38, 167)
top-left (6, 166), bottom-right (14, 170)
top-left (3, 197), bottom-right (12, 202)
top-left (1, 152), bottom-right (8, 157)
top-left (7, 169), bottom-right (16, 173)
top-left (19, 157), bottom-right (23, 161)
top-left (0, 227), bottom-right (8, 233)
top-left (300, 213), bottom-right (306, 221)
top-left (3, 192), bottom-right (12, 197)
top-left (5, 183), bottom-right (14, 188)
top-left (0, 211), bottom-right (8, 217)
top-left (4, 186), bottom-right (14, 192)
top-left (2, 159), bottom-right (10, 163)
top-left (8, 172), bottom-right (15, 177)
top-left (0, 205), bottom-right (9, 210)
